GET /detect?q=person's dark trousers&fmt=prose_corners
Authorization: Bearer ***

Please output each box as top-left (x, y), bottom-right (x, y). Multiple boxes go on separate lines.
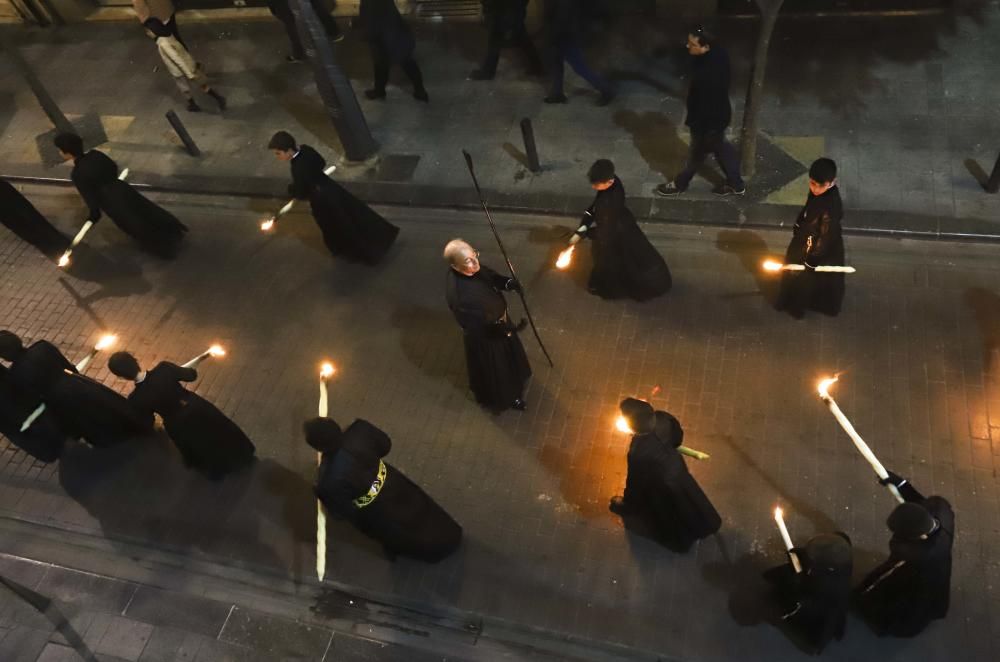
top-left (371, 43), bottom-right (425, 93)
top-left (166, 13), bottom-right (186, 48)
top-left (311, 0), bottom-right (341, 39)
top-left (480, 18), bottom-right (542, 76)
top-left (274, 7), bottom-right (306, 58)
top-left (271, 0), bottom-right (340, 59)
top-left (673, 129), bottom-right (745, 190)
top-left (548, 43), bottom-right (610, 96)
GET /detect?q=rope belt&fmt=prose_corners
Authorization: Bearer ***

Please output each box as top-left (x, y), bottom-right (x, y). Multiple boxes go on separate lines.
top-left (353, 460), bottom-right (387, 509)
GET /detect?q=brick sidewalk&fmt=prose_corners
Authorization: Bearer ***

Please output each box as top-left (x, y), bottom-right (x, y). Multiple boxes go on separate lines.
top-left (2, 7), bottom-right (1000, 237)
top-left (1, 185), bottom-right (999, 660)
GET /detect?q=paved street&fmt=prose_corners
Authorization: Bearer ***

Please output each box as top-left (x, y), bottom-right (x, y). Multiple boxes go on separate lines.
top-left (2, 184), bottom-right (999, 660)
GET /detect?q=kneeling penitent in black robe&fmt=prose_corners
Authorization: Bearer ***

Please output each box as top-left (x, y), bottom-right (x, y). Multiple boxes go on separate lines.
top-left (856, 474), bottom-right (954, 637)
top-left (125, 362), bottom-right (256, 479)
top-left (289, 145), bottom-right (399, 264)
top-left (307, 417), bottom-right (462, 562)
top-left (71, 150), bottom-right (188, 258)
top-left (576, 177), bottom-right (671, 301)
top-left (445, 264), bottom-right (531, 412)
top-left (611, 398), bottom-right (721, 551)
top-left (775, 185), bottom-right (845, 318)
top-left (43, 372), bottom-right (153, 448)
top-left (0, 179), bottom-right (70, 259)
top-left (0, 364), bottom-right (66, 463)
top-left (764, 532), bottom-right (853, 654)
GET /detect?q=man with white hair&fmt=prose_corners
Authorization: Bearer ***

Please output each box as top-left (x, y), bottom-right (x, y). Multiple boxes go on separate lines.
top-left (444, 239), bottom-right (531, 412)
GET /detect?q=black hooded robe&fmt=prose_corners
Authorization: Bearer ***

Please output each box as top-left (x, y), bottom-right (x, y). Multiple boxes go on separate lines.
top-left (618, 411), bottom-right (720, 550)
top-left (289, 145), bottom-right (399, 264)
top-left (445, 265), bottom-right (531, 411)
top-left (315, 419), bottom-right (462, 562)
top-left (71, 150), bottom-right (188, 258)
top-left (0, 364), bottom-right (65, 463)
top-left (0, 179), bottom-right (70, 258)
top-left (126, 362), bottom-right (256, 479)
top-left (775, 186), bottom-right (845, 318)
top-left (580, 177), bottom-right (671, 301)
top-left (43, 372), bottom-right (154, 448)
top-left (856, 493), bottom-right (954, 637)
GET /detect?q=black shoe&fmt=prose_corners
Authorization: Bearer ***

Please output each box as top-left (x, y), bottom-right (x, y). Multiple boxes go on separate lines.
top-left (331, 33), bottom-right (345, 44)
top-left (714, 184), bottom-right (747, 197)
top-left (364, 88), bottom-right (386, 100)
top-left (511, 399), bottom-right (527, 411)
top-left (596, 90), bottom-right (614, 107)
top-left (208, 90), bottom-right (226, 111)
top-left (543, 93), bottom-right (568, 104)
top-left (654, 182), bottom-right (684, 197)
top-left (413, 88), bottom-right (429, 103)
top-left (468, 69), bottom-right (495, 81)
top-left (286, 54), bottom-right (304, 63)
top-left (186, 99), bottom-right (201, 112)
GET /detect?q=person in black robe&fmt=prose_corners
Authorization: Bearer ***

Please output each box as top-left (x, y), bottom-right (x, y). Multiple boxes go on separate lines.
top-left (443, 239), bottom-right (531, 412)
top-left (570, 160), bottom-right (672, 301)
top-left (855, 472), bottom-right (954, 637)
top-left (306, 416), bottom-right (462, 562)
top-left (0, 363), bottom-right (66, 463)
top-left (359, 0), bottom-right (428, 102)
top-left (268, 131), bottom-right (399, 264)
top-left (774, 158), bottom-right (846, 319)
top-left (0, 178), bottom-right (70, 259)
top-left (108, 352), bottom-right (256, 480)
top-left (54, 133), bottom-right (188, 259)
top-left (609, 398), bottom-right (720, 551)
top-left (763, 532), bottom-right (853, 654)
top-left (468, 0), bottom-right (542, 81)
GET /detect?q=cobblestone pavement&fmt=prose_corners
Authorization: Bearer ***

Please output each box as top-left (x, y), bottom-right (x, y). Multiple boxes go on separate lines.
top-left (1, 184), bottom-right (1000, 660)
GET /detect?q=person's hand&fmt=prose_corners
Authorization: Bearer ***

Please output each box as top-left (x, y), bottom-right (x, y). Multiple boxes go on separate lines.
top-left (515, 318), bottom-right (527, 332)
top-left (569, 233), bottom-right (581, 245)
top-left (506, 278), bottom-right (522, 293)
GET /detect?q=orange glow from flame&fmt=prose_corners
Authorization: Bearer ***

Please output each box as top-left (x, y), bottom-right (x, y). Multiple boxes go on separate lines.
top-left (762, 259), bottom-right (783, 272)
top-left (817, 375), bottom-right (838, 398)
top-left (260, 218), bottom-right (275, 232)
top-left (556, 245), bottom-right (575, 270)
top-left (320, 362), bottom-right (336, 379)
top-left (615, 415), bottom-right (634, 434)
top-left (95, 334), bottom-right (117, 351)
top-left (208, 345), bottom-right (226, 357)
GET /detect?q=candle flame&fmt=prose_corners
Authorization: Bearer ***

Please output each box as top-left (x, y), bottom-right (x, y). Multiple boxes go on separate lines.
top-left (260, 218), bottom-right (275, 232)
top-left (320, 362), bottom-right (336, 379)
top-left (762, 259), bottom-right (783, 272)
top-left (95, 334), bottom-right (117, 351)
top-left (817, 375), bottom-right (839, 398)
top-left (208, 344), bottom-right (226, 357)
top-left (615, 415), bottom-right (634, 434)
top-left (556, 245), bottom-right (575, 270)
top-left (774, 506), bottom-right (783, 519)
top-left (57, 252), bottom-right (71, 268)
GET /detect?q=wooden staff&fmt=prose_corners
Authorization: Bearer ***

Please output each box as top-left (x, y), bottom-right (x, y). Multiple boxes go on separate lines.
top-left (58, 168), bottom-right (130, 267)
top-left (261, 165), bottom-right (337, 231)
top-left (316, 362), bottom-right (336, 581)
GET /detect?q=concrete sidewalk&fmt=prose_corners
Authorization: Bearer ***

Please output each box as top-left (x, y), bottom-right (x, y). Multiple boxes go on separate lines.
top-left (1, 5), bottom-right (999, 238)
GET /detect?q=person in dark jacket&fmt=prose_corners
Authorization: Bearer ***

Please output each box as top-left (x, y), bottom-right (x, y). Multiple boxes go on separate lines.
top-left (764, 532), bottom-right (853, 654)
top-left (856, 472), bottom-right (954, 637)
top-left (609, 398), bottom-right (721, 551)
top-left (306, 416), bottom-right (462, 562)
top-left (359, 0), bottom-right (428, 101)
top-left (108, 352), bottom-right (256, 480)
top-left (569, 159), bottom-right (671, 300)
top-left (469, 0), bottom-right (542, 80)
top-left (54, 133), bottom-right (188, 259)
top-left (0, 178), bottom-right (70, 259)
top-left (268, 131), bottom-right (399, 263)
top-left (267, 0), bottom-right (343, 63)
top-left (774, 158), bottom-right (846, 319)
top-left (444, 239), bottom-right (531, 412)
top-left (655, 26), bottom-right (745, 197)
top-left (542, 0), bottom-right (612, 105)
top-left (0, 349), bottom-right (66, 463)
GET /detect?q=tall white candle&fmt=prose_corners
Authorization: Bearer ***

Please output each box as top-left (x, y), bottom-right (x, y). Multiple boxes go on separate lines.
top-left (774, 507), bottom-right (802, 573)
top-left (316, 362), bottom-right (336, 582)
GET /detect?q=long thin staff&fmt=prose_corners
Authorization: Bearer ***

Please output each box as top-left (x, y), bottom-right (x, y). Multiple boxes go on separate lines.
top-left (316, 362), bottom-right (336, 582)
top-left (461, 150), bottom-right (554, 367)
top-left (261, 165), bottom-right (337, 231)
top-left (58, 168), bottom-right (130, 267)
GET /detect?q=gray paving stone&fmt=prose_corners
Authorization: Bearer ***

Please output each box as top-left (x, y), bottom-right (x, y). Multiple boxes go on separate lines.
top-left (218, 607), bottom-right (331, 660)
top-left (123, 588), bottom-right (231, 639)
top-left (93, 616), bottom-right (153, 662)
top-left (34, 569), bottom-right (136, 615)
top-left (0, 625), bottom-right (50, 662)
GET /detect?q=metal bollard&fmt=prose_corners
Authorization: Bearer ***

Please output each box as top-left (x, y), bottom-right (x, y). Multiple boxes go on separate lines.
top-left (165, 110), bottom-right (201, 157)
top-left (520, 118), bottom-right (541, 173)
top-left (987, 152), bottom-right (1000, 194)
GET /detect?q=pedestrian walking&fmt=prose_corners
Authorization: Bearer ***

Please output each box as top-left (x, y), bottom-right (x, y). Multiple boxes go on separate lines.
top-left (763, 532), bottom-right (853, 654)
top-left (267, 0), bottom-right (344, 63)
top-left (359, 0), bottom-right (428, 102)
top-left (108, 352), bottom-right (256, 480)
top-left (54, 133), bottom-right (188, 259)
top-left (144, 18), bottom-right (226, 113)
top-left (306, 416), bottom-right (462, 562)
top-left (655, 26), bottom-right (745, 197)
top-left (568, 159), bottom-right (671, 300)
top-left (268, 131), bottom-right (399, 263)
top-left (774, 158), bottom-right (845, 319)
top-left (542, 0), bottom-right (613, 105)
top-left (856, 472), bottom-right (954, 638)
top-left (444, 239), bottom-right (531, 412)
top-left (0, 178), bottom-right (70, 259)
top-left (609, 398), bottom-right (721, 551)
top-left (132, 0), bottom-right (184, 46)
top-left (468, 0), bottom-right (542, 80)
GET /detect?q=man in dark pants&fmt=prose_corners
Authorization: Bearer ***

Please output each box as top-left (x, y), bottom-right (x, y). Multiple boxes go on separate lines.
top-left (656, 26), bottom-right (745, 197)
top-left (469, 0), bottom-right (542, 80)
top-left (268, 0), bottom-right (343, 63)
top-left (542, 0), bottom-right (613, 106)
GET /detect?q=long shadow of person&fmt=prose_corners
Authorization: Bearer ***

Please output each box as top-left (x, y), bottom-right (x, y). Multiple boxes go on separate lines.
top-left (0, 574), bottom-right (98, 661)
top-left (963, 287), bottom-right (1000, 374)
top-left (715, 229), bottom-right (780, 306)
top-left (614, 109), bottom-right (722, 188)
top-left (59, 245), bottom-right (152, 303)
top-left (389, 304), bottom-right (469, 393)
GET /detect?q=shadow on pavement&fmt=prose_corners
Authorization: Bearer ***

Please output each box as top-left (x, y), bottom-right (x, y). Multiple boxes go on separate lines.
top-left (715, 229), bottom-right (780, 306)
top-left (963, 287), bottom-right (1000, 373)
top-left (390, 304), bottom-right (469, 393)
top-left (613, 109), bottom-right (693, 184)
top-left (60, 245), bottom-right (152, 302)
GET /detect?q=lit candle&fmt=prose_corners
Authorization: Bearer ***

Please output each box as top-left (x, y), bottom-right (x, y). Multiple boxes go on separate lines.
top-left (316, 360), bottom-right (336, 582)
top-left (614, 413), bottom-right (709, 460)
top-left (24, 333), bottom-right (117, 431)
top-left (774, 507), bottom-right (802, 573)
top-left (181, 344), bottom-right (226, 369)
top-left (762, 259), bottom-right (856, 274)
top-left (262, 165), bottom-right (337, 232)
top-left (556, 245), bottom-right (575, 270)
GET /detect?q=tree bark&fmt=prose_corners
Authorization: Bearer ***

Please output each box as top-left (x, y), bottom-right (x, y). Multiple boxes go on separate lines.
top-left (739, 1), bottom-right (783, 178)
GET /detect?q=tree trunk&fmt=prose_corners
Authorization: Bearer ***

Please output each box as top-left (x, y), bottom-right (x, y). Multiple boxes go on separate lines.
top-left (290, 0), bottom-right (379, 163)
top-left (739, 2), bottom-right (782, 178)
